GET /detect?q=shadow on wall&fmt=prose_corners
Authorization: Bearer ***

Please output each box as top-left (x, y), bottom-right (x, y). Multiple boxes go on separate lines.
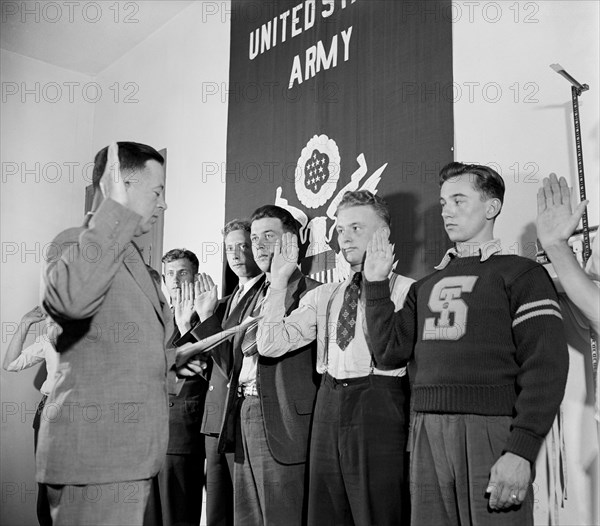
top-left (386, 192), bottom-right (450, 280)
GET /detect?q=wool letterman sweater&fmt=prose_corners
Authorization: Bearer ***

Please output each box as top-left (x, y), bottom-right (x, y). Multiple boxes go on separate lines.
top-left (365, 254), bottom-right (569, 463)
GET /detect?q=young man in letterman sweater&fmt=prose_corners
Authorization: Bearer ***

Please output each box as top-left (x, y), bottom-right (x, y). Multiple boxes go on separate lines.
top-left (364, 162), bottom-right (569, 526)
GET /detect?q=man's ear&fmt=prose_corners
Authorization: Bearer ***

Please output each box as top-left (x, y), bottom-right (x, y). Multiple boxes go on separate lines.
top-left (486, 198), bottom-right (502, 220)
top-left (121, 168), bottom-right (138, 187)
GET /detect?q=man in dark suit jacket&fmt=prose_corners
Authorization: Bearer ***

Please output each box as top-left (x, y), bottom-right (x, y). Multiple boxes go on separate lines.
top-left (38, 142), bottom-right (173, 525)
top-left (202, 206), bottom-right (321, 525)
top-left (143, 248), bottom-right (208, 526)
top-left (178, 219), bottom-right (263, 526)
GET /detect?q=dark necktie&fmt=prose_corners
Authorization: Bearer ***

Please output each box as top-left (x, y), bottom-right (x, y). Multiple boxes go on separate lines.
top-left (227, 285), bottom-right (244, 317)
top-left (241, 281), bottom-right (270, 357)
top-left (336, 272), bottom-right (362, 350)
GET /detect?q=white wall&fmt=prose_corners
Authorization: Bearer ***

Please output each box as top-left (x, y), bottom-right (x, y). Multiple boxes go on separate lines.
top-left (0, 49), bottom-right (95, 526)
top-left (1, 1), bottom-right (597, 524)
top-left (0, 3), bottom-right (230, 525)
top-left (92, 1), bottom-right (231, 286)
top-left (453, 0), bottom-right (600, 250)
top-left (453, 2), bottom-right (600, 524)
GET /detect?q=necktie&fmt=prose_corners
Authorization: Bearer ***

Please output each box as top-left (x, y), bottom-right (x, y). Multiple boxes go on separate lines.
top-left (336, 272), bottom-right (362, 350)
top-left (229, 285), bottom-right (244, 315)
top-left (241, 281), bottom-right (270, 357)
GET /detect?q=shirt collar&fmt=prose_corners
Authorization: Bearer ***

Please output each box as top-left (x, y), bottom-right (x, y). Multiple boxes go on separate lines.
top-left (435, 239), bottom-right (502, 270)
top-left (239, 274), bottom-right (263, 296)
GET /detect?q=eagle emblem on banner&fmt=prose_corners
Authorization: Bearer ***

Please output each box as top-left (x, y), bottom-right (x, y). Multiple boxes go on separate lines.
top-left (276, 134), bottom-right (392, 283)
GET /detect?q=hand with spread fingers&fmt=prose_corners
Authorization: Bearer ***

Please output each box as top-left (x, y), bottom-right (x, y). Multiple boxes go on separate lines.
top-left (174, 281), bottom-right (196, 334)
top-left (194, 273), bottom-right (218, 322)
top-left (486, 452), bottom-right (531, 510)
top-left (536, 173), bottom-right (588, 250)
top-left (536, 173), bottom-right (599, 333)
top-left (270, 232), bottom-right (299, 289)
top-left (364, 227), bottom-right (393, 282)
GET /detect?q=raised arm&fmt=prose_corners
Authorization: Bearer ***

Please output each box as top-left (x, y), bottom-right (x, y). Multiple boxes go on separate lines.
top-left (363, 228), bottom-right (416, 368)
top-left (43, 143), bottom-right (143, 320)
top-left (3, 306), bottom-right (46, 371)
top-left (258, 233), bottom-right (317, 357)
top-left (536, 173), bottom-right (599, 332)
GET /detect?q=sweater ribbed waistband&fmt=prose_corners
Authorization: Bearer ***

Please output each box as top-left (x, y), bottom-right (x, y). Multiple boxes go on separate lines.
top-left (413, 383), bottom-right (515, 415)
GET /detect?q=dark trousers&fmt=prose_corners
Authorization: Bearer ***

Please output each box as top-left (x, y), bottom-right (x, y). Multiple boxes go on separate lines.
top-left (234, 396), bottom-right (307, 526)
top-left (410, 412), bottom-right (534, 526)
top-left (144, 453), bottom-right (205, 526)
top-left (34, 395), bottom-right (52, 526)
top-left (307, 373), bottom-right (409, 526)
top-left (45, 480), bottom-right (152, 526)
top-left (205, 434), bottom-right (234, 526)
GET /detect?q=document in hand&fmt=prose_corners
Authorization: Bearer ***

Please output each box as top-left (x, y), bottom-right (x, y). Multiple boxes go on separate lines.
top-left (175, 315), bottom-right (262, 367)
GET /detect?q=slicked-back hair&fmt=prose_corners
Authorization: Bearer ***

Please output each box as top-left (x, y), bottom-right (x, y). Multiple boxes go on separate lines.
top-left (250, 205), bottom-right (300, 237)
top-left (162, 248), bottom-right (199, 275)
top-left (222, 219), bottom-right (251, 239)
top-left (439, 162), bottom-right (505, 204)
top-left (92, 142), bottom-right (164, 190)
top-left (336, 190), bottom-right (391, 227)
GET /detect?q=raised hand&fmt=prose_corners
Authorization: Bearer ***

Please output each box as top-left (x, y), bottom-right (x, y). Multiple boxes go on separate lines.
top-left (364, 227), bottom-right (393, 282)
top-left (537, 173), bottom-right (588, 249)
top-left (194, 273), bottom-right (218, 322)
top-left (99, 142), bottom-right (128, 207)
top-left (173, 281), bottom-right (195, 334)
top-left (270, 232), bottom-right (299, 289)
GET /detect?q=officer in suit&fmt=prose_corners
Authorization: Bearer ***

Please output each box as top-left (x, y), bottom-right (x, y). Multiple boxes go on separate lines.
top-left (39, 142), bottom-right (172, 525)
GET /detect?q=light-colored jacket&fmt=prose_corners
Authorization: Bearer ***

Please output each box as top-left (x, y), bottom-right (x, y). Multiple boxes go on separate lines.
top-left (37, 198), bottom-right (173, 484)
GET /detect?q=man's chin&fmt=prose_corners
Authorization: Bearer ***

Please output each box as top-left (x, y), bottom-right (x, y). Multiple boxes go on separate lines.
top-left (342, 253), bottom-right (364, 267)
top-left (232, 268), bottom-right (250, 278)
top-left (134, 227), bottom-right (150, 237)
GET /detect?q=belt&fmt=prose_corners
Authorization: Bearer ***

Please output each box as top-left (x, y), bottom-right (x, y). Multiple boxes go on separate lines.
top-left (321, 372), bottom-right (406, 389)
top-left (237, 383), bottom-right (259, 398)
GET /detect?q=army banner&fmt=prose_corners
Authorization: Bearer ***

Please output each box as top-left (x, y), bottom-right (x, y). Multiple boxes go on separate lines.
top-left (225, 0), bottom-right (454, 285)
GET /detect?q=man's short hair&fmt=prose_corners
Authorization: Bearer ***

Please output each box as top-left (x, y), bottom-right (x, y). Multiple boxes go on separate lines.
top-left (161, 249), bottom-right (199, 274)
top-left (439, 162), bottom-right (505, 204)
top-left (222, 219), bottom-right (251, 239)
top-left (336, 190), bottom-right (391, 227)
top-left (250, 205), bottom-right (300, 237)
top-left (92, 142), bottom-right (164, 190)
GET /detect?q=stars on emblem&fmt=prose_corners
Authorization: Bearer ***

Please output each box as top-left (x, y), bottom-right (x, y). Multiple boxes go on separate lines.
top-left (304, 149), bottom-right (330, 195)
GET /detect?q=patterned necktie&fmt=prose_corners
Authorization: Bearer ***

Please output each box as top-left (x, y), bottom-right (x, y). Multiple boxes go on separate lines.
top-left (336, 272), bottom-right (362, 350)
top-left (241, 281), bottom-right (269, 357)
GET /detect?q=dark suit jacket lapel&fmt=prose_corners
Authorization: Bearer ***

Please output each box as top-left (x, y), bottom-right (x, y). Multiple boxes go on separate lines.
top-left (222, 287), bottom-right (238, 323)
top-left (227, 275), bottom-right (266, 328)
top-left (230, 275), bottom-right (266, 372)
